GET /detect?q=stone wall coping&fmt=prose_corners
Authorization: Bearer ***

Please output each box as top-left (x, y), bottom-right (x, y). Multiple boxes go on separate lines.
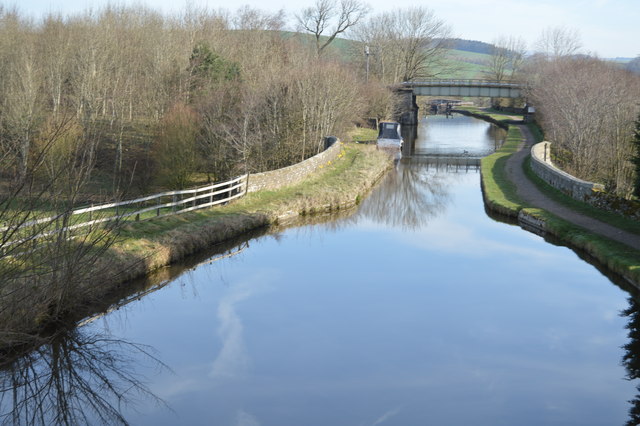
top-left (530, 141), bottom-right (605, 201)
top-left (247, 140), bottom-right (342, 193)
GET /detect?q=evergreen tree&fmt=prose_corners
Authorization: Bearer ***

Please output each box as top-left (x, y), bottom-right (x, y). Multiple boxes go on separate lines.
top-left (621, 297), bottom-right (640, 425)
top-left (187, 42), bottom-right (240, 102)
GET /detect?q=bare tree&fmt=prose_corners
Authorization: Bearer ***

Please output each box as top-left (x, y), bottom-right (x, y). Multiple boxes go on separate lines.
top-left (0, 2), bottom-right (406, 353)
top-left (535, 26), bottom-right (582, 59)
top-left (488, 35), bottom-right (527, 82)
top-left (527, 56), bottom-right (640, 196)
top-left (297, 0), bottom-right (369, 55)
top-left (356, 7), bottom-right (452, 83)
top-left (153, 102), bottom-right (201, 188)
top-left (0, 115), bottom-right (122, 349)
top-left (0, 12), bottom-right (43, 185)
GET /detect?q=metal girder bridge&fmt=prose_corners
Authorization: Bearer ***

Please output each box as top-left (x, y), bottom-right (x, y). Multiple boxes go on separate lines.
top-left (400, 79), bottom-right (524, 98)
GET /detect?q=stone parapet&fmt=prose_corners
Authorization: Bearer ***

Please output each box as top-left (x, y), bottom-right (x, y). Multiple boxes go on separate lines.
top-left (247, 141), bottom-right (342, 193)
top-left (530, 142), bottom-right (604, 201)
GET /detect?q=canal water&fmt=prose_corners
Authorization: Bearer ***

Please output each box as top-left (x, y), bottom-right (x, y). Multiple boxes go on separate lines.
top-left (3, 115), bottom-right (639, 425)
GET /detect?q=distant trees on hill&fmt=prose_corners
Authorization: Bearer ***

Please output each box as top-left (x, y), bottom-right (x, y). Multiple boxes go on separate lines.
top-left (627, 56), bottom-right (640, 75)
top-left (445, 38), bottom-right (495, 55)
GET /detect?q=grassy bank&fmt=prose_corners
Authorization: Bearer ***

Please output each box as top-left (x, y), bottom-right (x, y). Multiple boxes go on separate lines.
top-left (349, 127), bottom-right (378, 143)
top-left (454, 106), bottom-right (523, 128)
top-left (468, 108), bottom-right (640, 287)
top-left (479, 126), bottom-right (524, 218)
top-left (101, 142), bottom-right (392, 288)
top-left (2, 143), bottom-right (392, 345)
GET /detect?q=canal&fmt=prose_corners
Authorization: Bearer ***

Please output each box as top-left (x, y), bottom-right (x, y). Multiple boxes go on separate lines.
top-left (3, 115), bottom-right (639, 425)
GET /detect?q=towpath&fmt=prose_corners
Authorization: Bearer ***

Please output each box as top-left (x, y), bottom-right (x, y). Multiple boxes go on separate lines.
top-left (505, 124), bottom-right (640, 251)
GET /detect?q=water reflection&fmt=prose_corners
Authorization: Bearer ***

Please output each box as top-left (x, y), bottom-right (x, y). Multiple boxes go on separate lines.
top-left (351, 115), bottom-right (505, 231)
top-left (408, 114), bottom-right (506, 158)
top-left (0, 329), bottom-right (166, 425)
top-left (622, 297), bottom-right (640, 425)
top-left (2, 114), bottom-right (634, 425)
top-left (210, 281), bottom-right (256, 380)
top-left (0, 236), bottom-right (262, 425)
top-left (354, 161), bottom-right (454, 230)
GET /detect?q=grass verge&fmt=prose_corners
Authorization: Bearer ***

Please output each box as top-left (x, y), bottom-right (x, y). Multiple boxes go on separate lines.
top-left (471, 108), bottom-right (640, 287)
top-left (455, 106), bottom-right (524, 127)
top-left (1, 143), bottom-right (392, 345)
top-left (349, 127), bottom-right (378, 143)
top-left (480, 126), bottom-right (525, 218)
top-left (102, 142), bottom-right (392, 284)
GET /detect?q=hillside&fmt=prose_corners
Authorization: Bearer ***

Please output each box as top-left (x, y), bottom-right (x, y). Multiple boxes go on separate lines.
top-left (445, 38), bottom-right (495, 55)
top-left (441, 48), bottom-right (492, 79)
top-left (316, 33), bottom-right (495, 79)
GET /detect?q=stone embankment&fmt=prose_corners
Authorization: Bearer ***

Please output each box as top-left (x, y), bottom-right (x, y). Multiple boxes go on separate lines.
top-left (463, 107), bottom-right (640, 287)
top-left (247, 141), bottom-right (342, 193)
top-left (530, 141), bottom-right (604, 201)
top-left (531, 141), bottom-right (640, 221)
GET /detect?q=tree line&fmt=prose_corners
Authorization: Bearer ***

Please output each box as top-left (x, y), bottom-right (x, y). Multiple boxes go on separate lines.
top-left (523, 27), bottom-right (640, 197)
top-left (484, 27), bottom-right (640, 198)
top-left (0, 1), bottom-right (454, 349)
top-left (0, 2), bottom-right (396, 200)
top-left (1, 1), bottom-right (640, 352)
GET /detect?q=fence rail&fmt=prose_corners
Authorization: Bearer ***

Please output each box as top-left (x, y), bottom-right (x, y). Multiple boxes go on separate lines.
top-left (1, 174), bottom-right (249, 247)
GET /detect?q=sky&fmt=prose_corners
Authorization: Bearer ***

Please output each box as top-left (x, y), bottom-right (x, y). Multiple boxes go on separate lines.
top-left (8, 0), bottom-right (640, 59)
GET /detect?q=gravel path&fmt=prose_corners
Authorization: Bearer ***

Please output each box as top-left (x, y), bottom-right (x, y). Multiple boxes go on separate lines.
top-left (506, 124), bottom-right (640, 251)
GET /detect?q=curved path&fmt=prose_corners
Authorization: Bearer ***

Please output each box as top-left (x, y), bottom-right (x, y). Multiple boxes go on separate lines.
top-left (505, 124), bottom-right (640, 251)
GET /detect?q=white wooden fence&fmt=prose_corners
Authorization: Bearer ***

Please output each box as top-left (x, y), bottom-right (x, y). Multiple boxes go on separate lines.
top-left (2, 174), bottom-right (248, 247)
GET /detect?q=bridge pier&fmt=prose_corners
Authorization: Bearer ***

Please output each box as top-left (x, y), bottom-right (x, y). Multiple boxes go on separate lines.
top-left (395, 88), bottom-right (419, 126)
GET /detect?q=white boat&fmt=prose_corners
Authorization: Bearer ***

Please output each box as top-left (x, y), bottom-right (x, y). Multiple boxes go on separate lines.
top-left (376, 121), bottom-right (403, 149)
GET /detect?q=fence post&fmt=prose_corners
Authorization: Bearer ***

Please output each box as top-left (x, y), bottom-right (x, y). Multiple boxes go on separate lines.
top-left (157, 197), bottom-right (161, 216)
top-left (172, 194), bottom-right (177, 213)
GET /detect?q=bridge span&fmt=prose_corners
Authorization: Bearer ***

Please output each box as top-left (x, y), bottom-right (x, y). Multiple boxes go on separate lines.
top-left (395, 79), bottom-right (525, 125)
top-left (401, 79), bottom-right (524, 98)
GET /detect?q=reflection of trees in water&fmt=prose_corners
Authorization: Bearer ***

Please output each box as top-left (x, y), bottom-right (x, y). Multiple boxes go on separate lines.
top-left (621, 297), bottom-right (640, 426)
top-left (486, 125), bottom-right (507, 150)
top-left (0, 235), bottom-right (261, 425)
top-left (0, 329), bottom-right (166, 425)
top-left (352, 161), bottom-right (460, 230)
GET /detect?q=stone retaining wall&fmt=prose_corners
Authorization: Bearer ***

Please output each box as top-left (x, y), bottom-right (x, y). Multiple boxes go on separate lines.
top-left (247, 141), bottom-right (342, 193)
top-left (530, 142), bottom-right (604, 201)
